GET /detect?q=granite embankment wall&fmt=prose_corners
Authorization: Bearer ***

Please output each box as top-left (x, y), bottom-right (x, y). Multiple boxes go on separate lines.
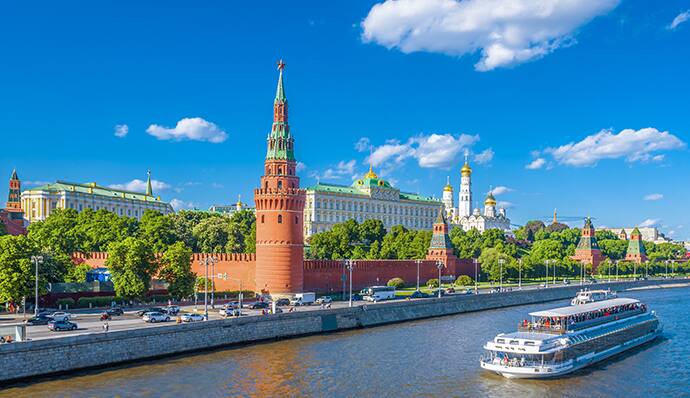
top-left (0, 279), bottom-right (683, 383)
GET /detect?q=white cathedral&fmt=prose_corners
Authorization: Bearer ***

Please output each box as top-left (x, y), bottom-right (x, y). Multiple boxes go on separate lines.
top-left (441, 154), bottom-right (511, 233)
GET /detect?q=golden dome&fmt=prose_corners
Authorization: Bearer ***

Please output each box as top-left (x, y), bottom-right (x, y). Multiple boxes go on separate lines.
top-left (364, 164), bottom-right (378, 179)
top-left (443, 184), bottom-right (453, 192)
top-left (461, 162), bottom-right (472, 176)
top-left (484, 192), bottom-right (496, 206)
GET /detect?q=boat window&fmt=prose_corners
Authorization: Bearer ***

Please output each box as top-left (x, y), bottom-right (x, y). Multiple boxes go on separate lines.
top-left (510, 340), bottom-right (519, 345)
top-left (496, 339), bottom-right (505, 343)
top-left (524, 341), bottom-right (535, 346)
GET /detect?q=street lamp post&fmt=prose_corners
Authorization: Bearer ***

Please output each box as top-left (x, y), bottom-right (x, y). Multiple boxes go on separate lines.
top-left (210, 257), bottom-right (217, 309)
top-left (227, 277), bottom-right (243, 315)
top-left (545, 260), bottom-right (550, 288)
top-left (518, 258), bottom-right (522, 290)
top-left (436, 261), bottom-right (443, 298)
top-left (416, 259), bottom-right (421, 291)
top-left (346, 260), bottom-right (354, 308)
top-left (474, 258), bottom-right (479, 294)
top-left (580, 260), bottom-right (584, 286)
top-left (665, 260), bottom-right (669, 278)
top-left (615, 260), bottom-right (619, 282)
top-left (198, 258), bottom-right (209, 320)
top-left (498, 258), bottom-right (504, 291)
top-left (31, 255), bottom-right (44, 316)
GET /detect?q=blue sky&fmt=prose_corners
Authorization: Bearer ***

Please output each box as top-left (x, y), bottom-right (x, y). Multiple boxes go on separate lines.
top-left (1, 1), bottom-right (689, 240)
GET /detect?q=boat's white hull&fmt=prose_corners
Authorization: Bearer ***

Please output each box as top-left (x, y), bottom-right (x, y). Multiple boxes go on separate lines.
top-left (481, 329), bottom-right (661, 379)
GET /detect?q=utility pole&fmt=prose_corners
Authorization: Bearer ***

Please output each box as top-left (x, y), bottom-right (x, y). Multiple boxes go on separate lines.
top-left (498, 258), bottom-right (504, 291)
top-left (210, 257), bottom-right (217, 309)
top-left (474, 258), bottom-right (479, 294)
top-left (518, 258), bottom-right (522, 290)
top-left (31, 255), bottom-right (44, 316)
top-left (416, 259), bottom-right (421, 291)
top-left (436, 260), bottom-right (443, 298)
top-left (346, 260), bottom-right (354, 308)
top-left (198, 257), bottom-right (209, 320)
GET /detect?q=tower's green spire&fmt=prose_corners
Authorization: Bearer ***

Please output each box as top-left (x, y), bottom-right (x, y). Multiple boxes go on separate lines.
top-left (146, 169), bottom-right (153, 196)
top-left (275, 59), bottom-right (286, 103)
top-left (10, 168), bottom-right (18, 180)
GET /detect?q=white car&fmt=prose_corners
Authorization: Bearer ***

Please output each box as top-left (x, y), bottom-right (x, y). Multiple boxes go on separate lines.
top-left (315, 296), bottom-right (333, 305)
top-left (181, 313), bottom-right (206, 322)
top-left (50, 312), bottom-right (72, 321)
top-left (142, 312), bottom-right (170, 323)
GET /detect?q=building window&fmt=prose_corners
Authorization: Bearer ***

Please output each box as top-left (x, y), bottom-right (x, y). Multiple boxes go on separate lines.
top-left (295, 216), bottom-right (299, 224)
top-left (278, 214), bottom-right (283, 224)
top-left (278, 181), bottom-right (283, 189)
top-left (261, 215), bottom-right (265, 223)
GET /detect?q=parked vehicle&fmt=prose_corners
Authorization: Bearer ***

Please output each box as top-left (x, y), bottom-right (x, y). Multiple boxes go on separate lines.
top-left (290, 293), bottom-right (316, 306)
top-left (106, 307), bottom-right (124, 316)
top-left (165, 305), bottom-right (180, 315)
top-left (315, 296), bottom-right (333, 305)
top-left (48, 320), bottom-right (77, 331)
top-left (223, 302), bottom-right (241, 309)
top-left (100, 312), bottom-right (111, 321)
top-left (136, 307), bottom-right (166, 317)
top-left (181, 313), bottom-right (205, 322)
top-left (50, 312), bottom-right (72, 321)
top-left (26, 315), bottom-right (52, 325)
top-left (430, 288), bottom-right (448, 297)
top-left (142, 312), bottom-right (170, 323)
top-left (220, 308), bottom-right (241, 317)
top-left (275, 298), bottom-right (291, 307)
top-left (250, 302), bottom-right (269, 309)
top-left (409, 290), bottom-right (431, 299)
top-left (361, 286), bottom-right (396, 302)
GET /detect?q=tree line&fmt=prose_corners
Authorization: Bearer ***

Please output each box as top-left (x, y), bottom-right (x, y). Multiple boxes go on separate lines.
top-left (0, 208), bottom-right (256, 304)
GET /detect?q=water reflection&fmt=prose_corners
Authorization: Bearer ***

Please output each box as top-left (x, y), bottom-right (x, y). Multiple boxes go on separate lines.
top-left (1, 287), bottom-right (688, 398)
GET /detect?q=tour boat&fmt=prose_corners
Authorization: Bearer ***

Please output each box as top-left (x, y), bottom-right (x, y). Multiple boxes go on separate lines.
top-left (480, 298), bottom-right (662, 379)
top-left (571, 289), bottom-right (617, 306)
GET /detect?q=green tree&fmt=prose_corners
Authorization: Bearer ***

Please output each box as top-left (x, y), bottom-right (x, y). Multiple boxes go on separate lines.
top-left (193, 216), bottom-right (231, 253)
top-left (0, 235), bottom-right (62, 303)
top-left (595, 230), bottom-right (619, 241)
top-left (478, 247), bottom-right (514, 282)
top-left (387, 277), bottom-right (406, 289)
top-left (77, 208), bottom-right (137, 252)
top-left (159, 242), bottom-right (195, 299)
top-left (167, 210), bottom-right (211, 249)
top-left (358, 219), bottom-right (386, 245)
top-left (27, 208), bottom-right (83, 254)
top-left (455, 275), bottom-right (474, 286)
top-left (105, 237), bottom-right (158, 299)
top-left (138, 210), bottom-right (176, 252)
top-left (230, 210), bottom-right (256, 253)
top-left (599, 239), bottom-right (628, 260)
top-left (65, 262), bottom-right (92, 283)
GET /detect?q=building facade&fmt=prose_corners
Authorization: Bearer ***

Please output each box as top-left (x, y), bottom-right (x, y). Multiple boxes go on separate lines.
top-left (253, 60), bottom-right (306, 295)
top-left (597, 227), bottom-right (670, 244)
top-left (303, 166), bottom-right (442, 239)
top-left (445, 155), bottom-right (511, 233)
top-left (208, 195), bottom-right (255, 216)
top-left (21, 171), bottom-right (173, 222)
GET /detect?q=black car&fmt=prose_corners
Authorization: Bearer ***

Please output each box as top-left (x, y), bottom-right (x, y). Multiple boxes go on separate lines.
top-left (409, 290), bottom-right (431, 299)
top-left (27, 316), bottom-right (52, 325)
top-left (250, 302), bottom-right (269, 309)
top-left (48, 320), bottom-right (78, 331)
top-left (106, 307), bottom-right (124, 316)
top-left (136, 307), bottom-right (165, 317)
top-left (275, 298), bottom-right (290, 306)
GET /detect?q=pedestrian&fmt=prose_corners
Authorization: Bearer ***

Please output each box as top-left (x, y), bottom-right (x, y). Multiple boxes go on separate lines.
top-left (102, 322), bottom-right (109, 332)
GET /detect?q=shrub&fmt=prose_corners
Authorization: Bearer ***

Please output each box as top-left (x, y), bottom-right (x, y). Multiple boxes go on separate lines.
top-left (55, 298), bottom-right (75, 308)
top-left (455, 275), bottom-right (474, 286)
top-left (426, 278), bottom-right (439, 288)
top-left (387, 278), bottom-right (406, 289)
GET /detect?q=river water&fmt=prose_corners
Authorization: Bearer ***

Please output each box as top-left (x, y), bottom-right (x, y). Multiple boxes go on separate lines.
top-left (2, 287), bottom-right (688, 398)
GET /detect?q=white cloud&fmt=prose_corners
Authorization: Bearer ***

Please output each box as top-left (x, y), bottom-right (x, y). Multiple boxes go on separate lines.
top-left (491, 186), bottom-right (513, 196)
top-left (639, 218), bottom-right (660, 228)
top-left (211, 182), bottom-right (224, 189)
top-left (170, 199), bottom-right (197, 211)
top-left (296, 162), bottom-right (307, 172)
top-left (668, 10), bottom-right (690, 30)
top-left (315, 160), bottom-right (358, 180)
top-left (354, 137), bottom-right (371, 152)
top-left (525, 158), bottom-right (546, 170)
top-left (541, 127), bottom-right (685, 167)
top-left (497, 200), bottom-right (514, 209)
top-left (114, 124), bottom-right (129, 138)
top-left (369, 133), bottom-right (479, 170)
top-left (109, 179), bottom-right (171, 193)
top-left (474, 148), bottom-right (494, 164)
top-left (146, 117), bottom-right (228, 143)
top-left (24, 180), bottom-right (51, 186)
top-left (361, 0), bottom-right (620, 71)
top-left (643, 193), bottom-right (663, 201)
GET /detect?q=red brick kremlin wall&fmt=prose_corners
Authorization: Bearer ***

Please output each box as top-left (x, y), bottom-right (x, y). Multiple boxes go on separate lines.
top-left (72, 253), bottom-right (475, 294)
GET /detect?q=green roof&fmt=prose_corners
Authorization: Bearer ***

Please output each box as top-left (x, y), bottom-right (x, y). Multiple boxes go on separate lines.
top-left (24, 181), bottom-right (167, 203)
top-left (306, 182), bottom-right (440, 204)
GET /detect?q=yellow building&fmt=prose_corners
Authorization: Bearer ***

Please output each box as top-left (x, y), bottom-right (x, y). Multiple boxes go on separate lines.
top-left (21, 172), bottom-right (173, 222)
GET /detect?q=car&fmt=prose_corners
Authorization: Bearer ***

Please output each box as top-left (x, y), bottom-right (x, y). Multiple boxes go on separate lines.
top-left (271, 307), bottom-right (283, 314)
top-left (136, 307), bottom-right (166, 317)
top-left (315, 296), bottom-right (333, 305)
top-left (142, 312), bottom-right (170, 323)
top-left (219, 308), bottom-right (241, 318)
top-left (445, 287), bottom-right (456, 294)
top-left (409, 290), bottom-right (431, 299)
top-left (165, 305), bottom-right (180, 315)
top-left (27, 315), bottom-right (52, 325)
top-left (50, 311), bottom-right (72, 321)
top-left (180, 313), bottom-right (205, 322)
top-left (48, 320), bottom-right (77, 331)
top-left (223, 302), bottom-right (241, 310)
top-left (275, 298), bottom-right (291, 306)
top-left (106, 307), bottom-right (124, 316)
top-left (249, 302), bottom-right (269, 309)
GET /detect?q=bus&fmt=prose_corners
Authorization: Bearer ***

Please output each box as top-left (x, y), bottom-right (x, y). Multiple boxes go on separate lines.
top-left (360, 286), bottom-right (396, 302)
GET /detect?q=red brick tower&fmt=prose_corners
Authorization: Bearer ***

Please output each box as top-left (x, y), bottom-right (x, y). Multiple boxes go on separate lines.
top-left (625, 227), bottom-right (648, 264)
top-left (571, 217), bottom-right (604, 272)
top-left (254, 60), bottom-right (306, 295)
top-left (7, 169), bottom-right (21, 211)
top-left (427, 208), bottom-right (459, 271)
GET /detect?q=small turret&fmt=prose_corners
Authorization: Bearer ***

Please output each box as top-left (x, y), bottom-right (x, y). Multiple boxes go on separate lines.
top-left (146, 170), bottom-right (153, 196)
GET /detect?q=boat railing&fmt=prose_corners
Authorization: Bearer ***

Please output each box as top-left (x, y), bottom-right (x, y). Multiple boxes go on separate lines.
top-left (567, 308), bottom-right (644, 331)
top-left (480, 355), bottom-right (571, 369)
top-left (517, 323), bottom-right (567, 334)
